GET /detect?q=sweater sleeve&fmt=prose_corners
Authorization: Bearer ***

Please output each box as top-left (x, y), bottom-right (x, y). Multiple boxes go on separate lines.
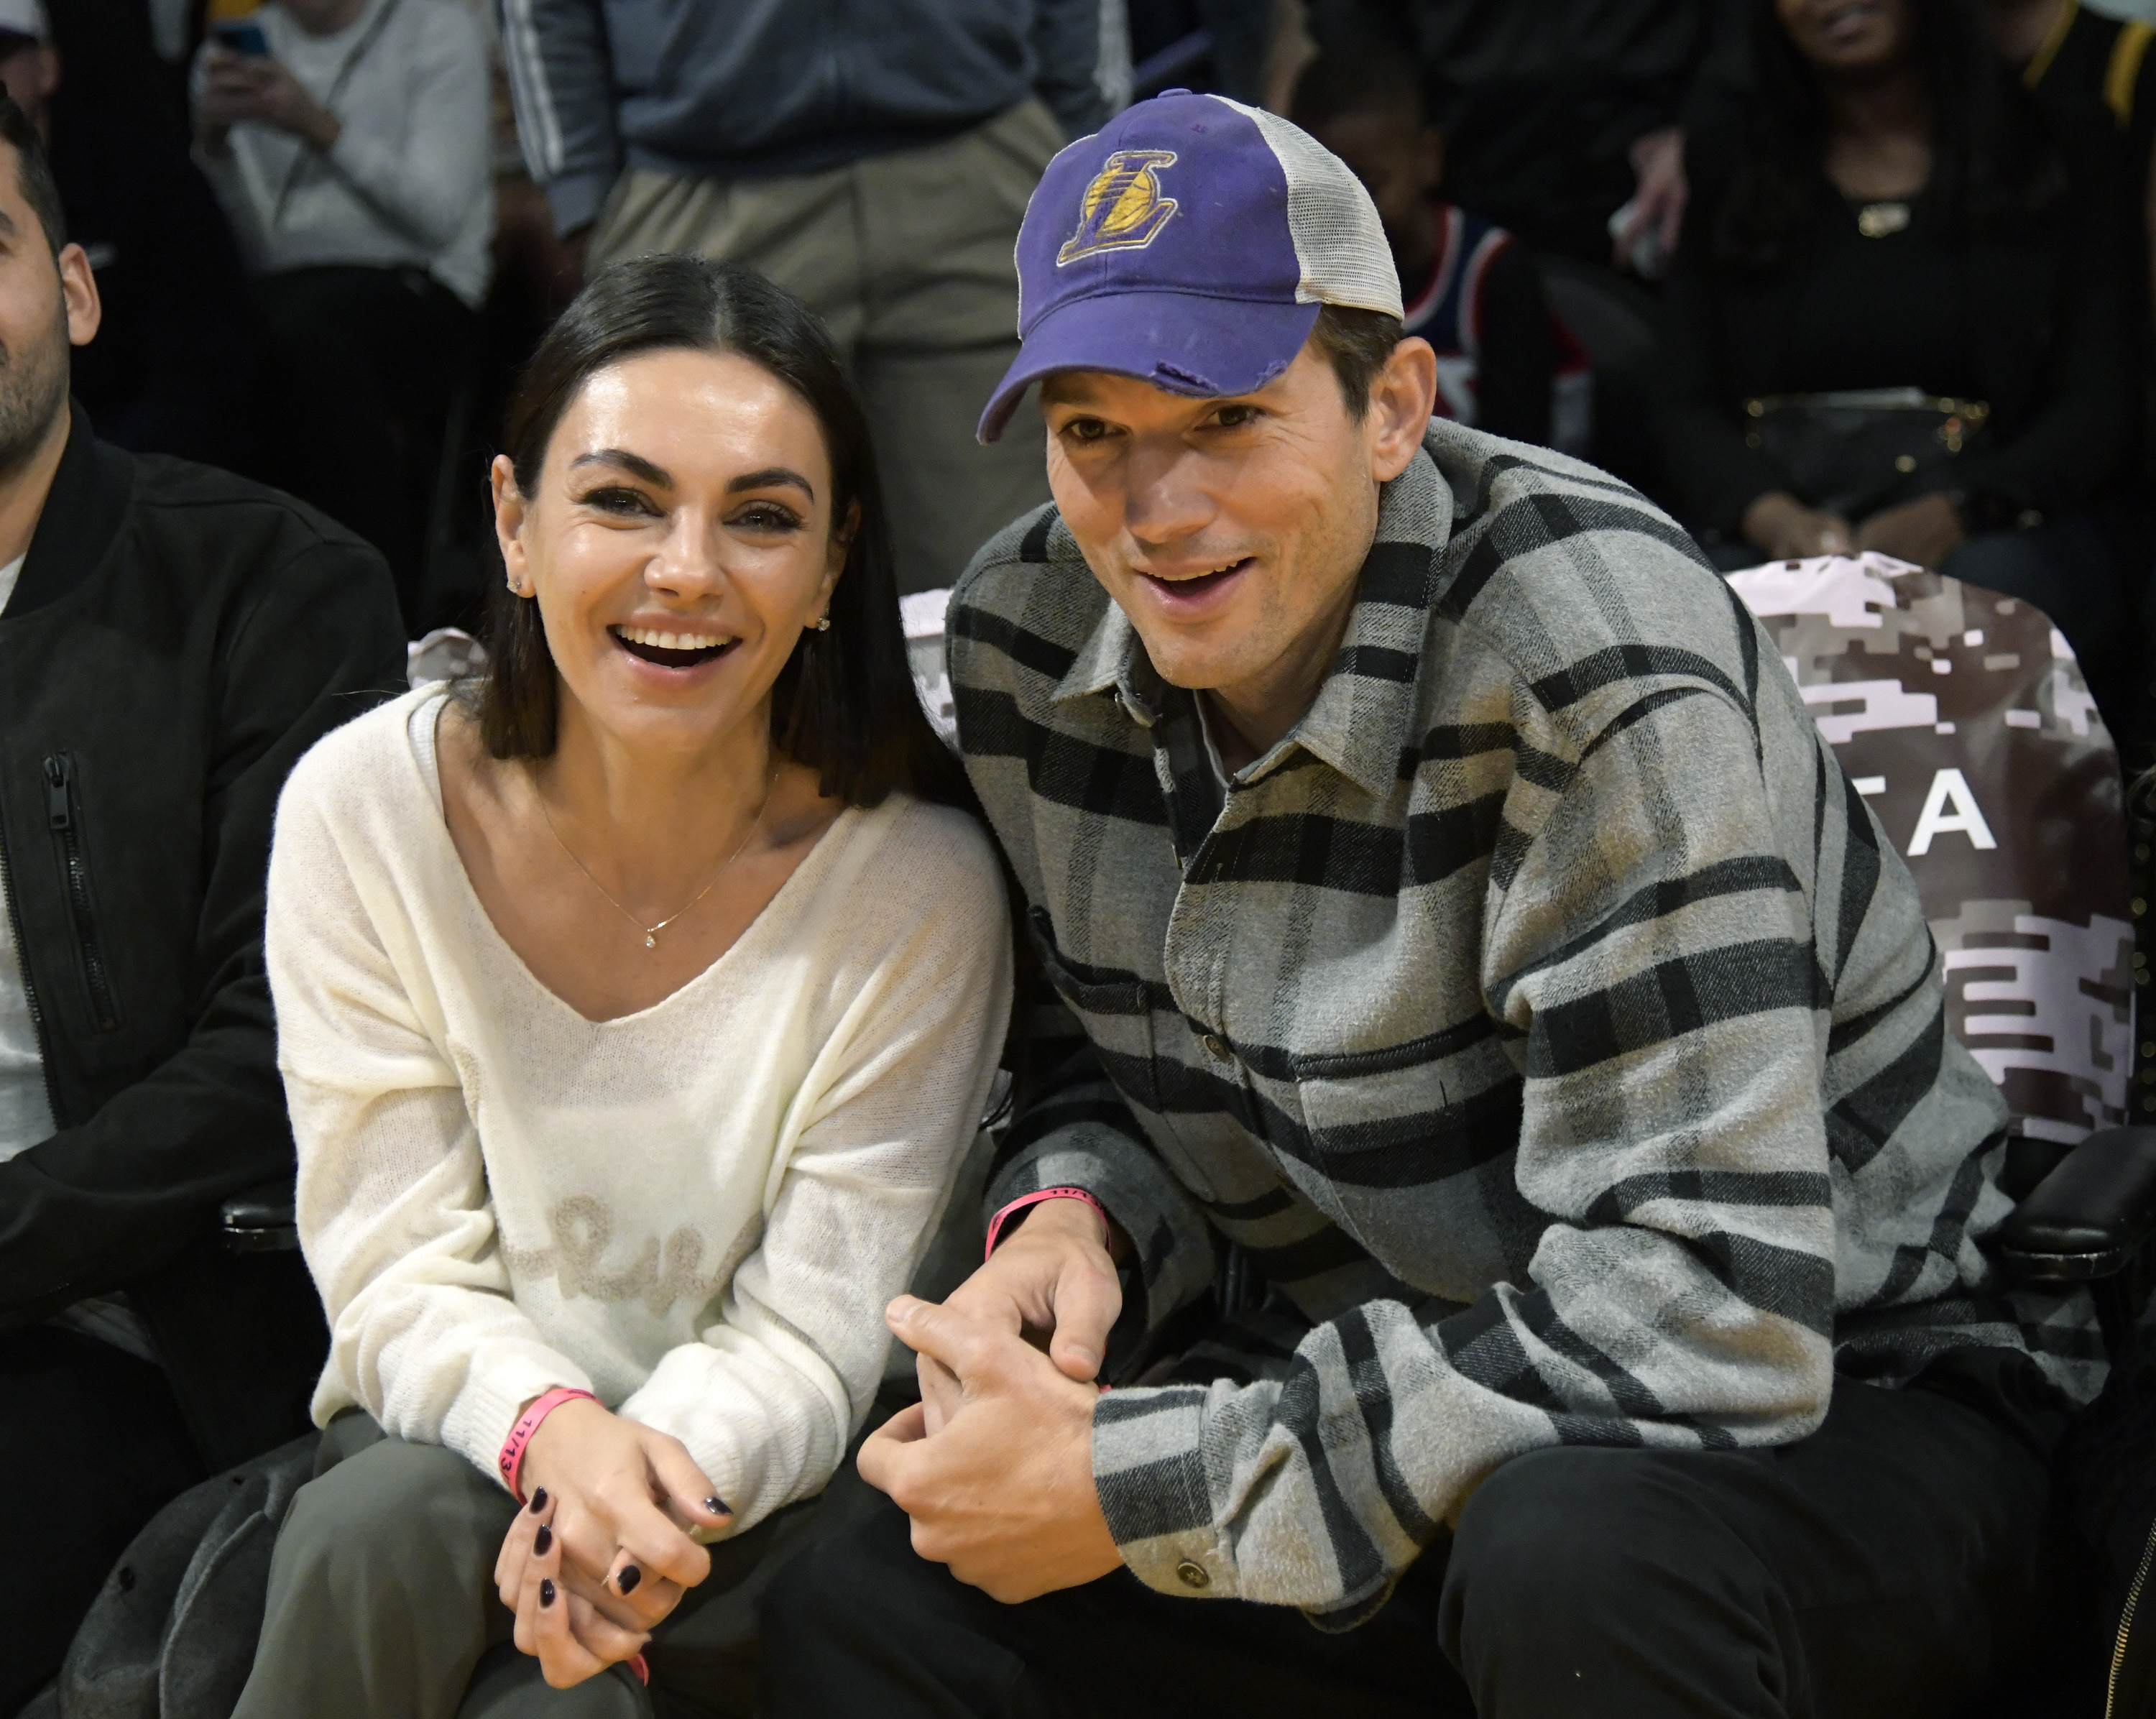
top-left (318, 7), bottom-right (492, 256)
top-left (614, 811), bottom-right (1015, 1531)
top-left (1087, 673), bottom-right (1841, 1620)
top-left (497, 0), bottom-right (622, 236)
top-left (267, 739), bottom-right (594, 1479)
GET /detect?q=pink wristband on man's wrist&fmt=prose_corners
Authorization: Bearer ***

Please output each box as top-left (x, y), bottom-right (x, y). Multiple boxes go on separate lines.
top-left (984, 1186), bottom-right (1109, 1261)
top-left (498, 1386), bottom-right (599, 1503)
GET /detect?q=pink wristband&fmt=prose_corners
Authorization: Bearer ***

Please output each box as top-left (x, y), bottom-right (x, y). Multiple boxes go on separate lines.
top-left (985, 1186), bottom-right (1109, 1261)
top-left (498, 1386), bottom-right (599, 1503)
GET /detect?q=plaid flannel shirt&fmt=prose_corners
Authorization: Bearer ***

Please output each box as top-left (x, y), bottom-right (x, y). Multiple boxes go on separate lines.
top-left (949, 421), bottom-right (2100, 1622)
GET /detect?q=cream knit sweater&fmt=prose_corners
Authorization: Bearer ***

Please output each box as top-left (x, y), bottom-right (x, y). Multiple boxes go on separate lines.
top-left (264, 688), bottom-right (1011, 1528)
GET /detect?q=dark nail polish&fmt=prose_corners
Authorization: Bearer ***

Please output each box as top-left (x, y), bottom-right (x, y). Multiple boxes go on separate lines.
top-left (617, 1564), bottom-right (641, 1595)
top-left (704, 1496), bottom-right (730, 1516)
top-left (534, 1525), bottom-right (553, 1556)
top-left (540, 1578), bottom-right (556, 1608)
top-left (528, 1488), bottom-right (548, 1514)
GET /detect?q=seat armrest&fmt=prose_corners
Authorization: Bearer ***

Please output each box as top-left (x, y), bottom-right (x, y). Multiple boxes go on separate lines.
top-left (221, 1180), bottom-right (299, 1255)
top-left (1995, 1127), bottom-right (2156, 1281)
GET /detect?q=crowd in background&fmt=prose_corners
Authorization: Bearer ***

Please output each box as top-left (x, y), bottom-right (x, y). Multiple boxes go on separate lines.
top-left (21, 0), bottom-right (2156, 745)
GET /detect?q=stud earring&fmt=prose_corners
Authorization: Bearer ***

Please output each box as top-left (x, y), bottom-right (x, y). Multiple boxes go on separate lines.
top-left (814, 612), bottom-right (831, 632)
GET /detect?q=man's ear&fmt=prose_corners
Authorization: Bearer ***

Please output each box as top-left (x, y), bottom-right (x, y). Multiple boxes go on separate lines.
top-left (56, 241), bottom-right (99, 349)
top-left (1366, 336), bottom-right (1437, 483)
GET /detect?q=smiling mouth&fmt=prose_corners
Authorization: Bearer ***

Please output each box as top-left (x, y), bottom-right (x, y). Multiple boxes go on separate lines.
top-left (610, 624), bottom-right (740, 668)
top-left (1141, 558), bottom-right (1253, 597)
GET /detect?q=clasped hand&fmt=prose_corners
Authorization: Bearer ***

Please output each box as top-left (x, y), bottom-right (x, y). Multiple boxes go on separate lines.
top-left (860, 1197), bottom-right (1128, 1603)
top-left (197, 50), bottom-right (341, 156)
top-left (490, 1398), bottom-right (730, 1688)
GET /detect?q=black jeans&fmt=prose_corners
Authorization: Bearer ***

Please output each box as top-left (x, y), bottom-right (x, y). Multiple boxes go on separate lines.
top-left (0, 1324), bottom-right (204, 1713)
top-left (250, 264), bottom-right (475, 629)
top-left (760, 1364), bottom-right (2077, 1719)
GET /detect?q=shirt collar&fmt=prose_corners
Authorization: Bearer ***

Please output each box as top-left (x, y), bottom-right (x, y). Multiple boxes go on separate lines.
top-left (1050, 433), bottom-right (1455, 799)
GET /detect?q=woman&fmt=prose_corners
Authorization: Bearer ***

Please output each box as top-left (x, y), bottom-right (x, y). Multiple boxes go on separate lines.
top-left (231, 256), bottom-right (1013, 1716)
top-left (1654, 0), bottom-right (2135, 719)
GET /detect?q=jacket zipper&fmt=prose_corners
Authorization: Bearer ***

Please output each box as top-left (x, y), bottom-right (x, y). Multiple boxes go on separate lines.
top-left (43, 753), bottom-right (117, 1031)
top-left (2109, 1513), bottom-right (2156, 1718)
top-left (0, 823), bottom-right (60, 1120)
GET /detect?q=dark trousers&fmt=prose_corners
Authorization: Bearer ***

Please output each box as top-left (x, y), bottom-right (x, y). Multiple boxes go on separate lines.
top-left (0, 1325), bottom-right (204, 1714)
top-left (760, 1371), bottom-right (2078, 1719)
top-left (250, 264), bottom-right (474, 629)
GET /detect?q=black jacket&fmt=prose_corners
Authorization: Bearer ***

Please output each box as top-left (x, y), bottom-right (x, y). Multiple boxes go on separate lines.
top-left (1653, 134), bottom-right (2134, 534)
top-left (0, 409), bottom-right (405, 1471)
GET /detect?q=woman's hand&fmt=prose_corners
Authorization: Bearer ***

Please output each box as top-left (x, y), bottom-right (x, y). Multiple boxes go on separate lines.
top-left (1856, 492), bottom-right (1967, 569)
top-left (495, 1489), bottom-right (653, 1688)
top-left (496, 1398), bottom-right (731, 1666)
top-left (1741, 490), bottom-right (1854, 561)
top-left (196, 51), bottom-right (341, 155)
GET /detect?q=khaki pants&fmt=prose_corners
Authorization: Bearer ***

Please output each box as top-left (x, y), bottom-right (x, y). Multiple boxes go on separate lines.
top-left (591, 102), bottom-right (1064, 595)
top-left (231, 1411), bottom-right (885, 1719)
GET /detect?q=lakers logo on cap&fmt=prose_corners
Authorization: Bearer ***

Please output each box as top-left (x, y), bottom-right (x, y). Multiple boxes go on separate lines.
top-left (1057, 150), bottom-right (1180, 265)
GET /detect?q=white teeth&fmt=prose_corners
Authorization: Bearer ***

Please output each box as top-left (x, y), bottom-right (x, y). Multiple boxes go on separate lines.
top-left (618, 625), bottom-right (730, 650)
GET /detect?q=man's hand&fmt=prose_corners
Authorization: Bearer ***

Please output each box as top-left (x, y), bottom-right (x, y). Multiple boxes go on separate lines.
top-left (197, 51), bottom-right (341, 155)
top-left (865, 1295), bottom-right (1124, 1603)
top-left (1741, 490), bottom-right (1854, 561)
top-left (919, 1196), bottom-right (1123, 1432)
top-left (1856, 492), bottom-right (1967, 569)
top-left (491, 1398), bottom-right (731, 1682)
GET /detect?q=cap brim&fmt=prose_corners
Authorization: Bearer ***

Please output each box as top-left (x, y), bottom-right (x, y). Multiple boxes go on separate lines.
top-left (977, 291), bottom-right (1322, 443)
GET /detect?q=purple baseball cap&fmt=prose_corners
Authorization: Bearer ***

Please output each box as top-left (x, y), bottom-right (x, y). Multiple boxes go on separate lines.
top-left (978, 91), bottom-right (1403, 443)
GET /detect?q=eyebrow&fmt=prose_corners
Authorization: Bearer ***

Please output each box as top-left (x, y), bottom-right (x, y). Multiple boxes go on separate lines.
top-left (727, 466), bottom-right (815, 501)
top-left (566, 452), bottom-right (814, 503)
top-left (569, 448), bottom-right (671, 486)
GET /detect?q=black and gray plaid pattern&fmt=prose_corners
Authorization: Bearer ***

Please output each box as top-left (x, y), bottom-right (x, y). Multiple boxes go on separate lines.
top-left (949, 420), bottom-right (2100, 1621)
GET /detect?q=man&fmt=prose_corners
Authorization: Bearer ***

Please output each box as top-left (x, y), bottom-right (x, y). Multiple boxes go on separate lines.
top-left (761, 93), bottom-right (2097, 1717)
top-left (193, 0), bottom-right (492, 623)
top-left (0, 93), bottom-right (404, 1707)
top-left (499, 0), bottom-right (1112, 596)
top-left (0, 0), bottom-right (255, 466)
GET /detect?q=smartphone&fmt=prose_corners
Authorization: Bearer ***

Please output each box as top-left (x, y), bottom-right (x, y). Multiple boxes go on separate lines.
top-left (211, 19), bottom-right (270, 55)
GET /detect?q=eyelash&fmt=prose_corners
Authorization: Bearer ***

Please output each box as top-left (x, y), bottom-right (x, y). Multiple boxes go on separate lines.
top-left (732, 503), bottom-right (802, 532)
top-left (1059, 405), bottom-right (1262, 443)
top-left (573, 489), bottom-right (803, 531)
top-left (577, 485), bottom-right (658, 516)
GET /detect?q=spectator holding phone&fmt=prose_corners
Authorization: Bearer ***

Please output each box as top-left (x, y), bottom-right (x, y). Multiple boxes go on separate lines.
top-left (192, 0), bottom-right (492, 625)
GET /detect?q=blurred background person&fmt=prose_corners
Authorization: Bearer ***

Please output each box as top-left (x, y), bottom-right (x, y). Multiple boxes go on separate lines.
top-left (0, 0), bottom-right (254, 465)
top-left (193, 0), bottom-right (492, 631)
top-left (1279, 0), bottom-right (1751, 492)
top-left (1289, 33), bottom-right (1585, 452)
top-left (500, 0), bottom-right (1115, 596)
top-left (1654, 0), bottom-right (2135, 730)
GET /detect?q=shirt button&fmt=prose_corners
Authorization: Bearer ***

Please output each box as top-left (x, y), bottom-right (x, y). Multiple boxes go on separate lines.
top-left (1176, 1559), bottom-right (1210, 1590)
top-left (1202, 1033), bottom-right (1230, 1061)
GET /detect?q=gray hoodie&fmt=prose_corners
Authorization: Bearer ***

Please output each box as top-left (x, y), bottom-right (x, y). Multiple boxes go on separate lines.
top-left (499, 0), bottom-right (1112, 234)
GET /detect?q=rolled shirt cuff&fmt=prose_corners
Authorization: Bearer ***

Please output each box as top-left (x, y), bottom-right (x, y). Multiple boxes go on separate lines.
top-left (1090, 1383), bottom-right (1239, 1599)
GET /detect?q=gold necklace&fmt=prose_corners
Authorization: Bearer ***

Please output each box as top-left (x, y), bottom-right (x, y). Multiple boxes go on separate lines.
top-left (535, 761), bottom-right (779, 950)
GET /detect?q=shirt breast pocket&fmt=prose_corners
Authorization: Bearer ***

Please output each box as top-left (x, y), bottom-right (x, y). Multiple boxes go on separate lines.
top-left (1026, 907), bottom-right (1161, 1115)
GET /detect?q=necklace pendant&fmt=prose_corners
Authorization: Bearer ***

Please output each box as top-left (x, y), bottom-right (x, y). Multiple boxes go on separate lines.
top-left (645, 933), bottom-right (657, 949)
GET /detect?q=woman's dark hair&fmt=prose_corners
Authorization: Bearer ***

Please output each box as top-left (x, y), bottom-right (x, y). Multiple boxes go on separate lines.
top-left (1715, 0), bottom-right (2066, 269)
top-left (476, 254), bottom-right (970, 814)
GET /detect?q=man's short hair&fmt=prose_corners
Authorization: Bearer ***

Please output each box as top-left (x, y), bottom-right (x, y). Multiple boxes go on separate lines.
top-left (0, 93), bottom-right (64, 255)
top-left (1312, 303), bottom-right (1404, 421)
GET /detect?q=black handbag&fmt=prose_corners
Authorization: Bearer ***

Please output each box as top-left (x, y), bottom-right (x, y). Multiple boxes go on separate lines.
top-left (1743, 387), bottom-right (1991, 520)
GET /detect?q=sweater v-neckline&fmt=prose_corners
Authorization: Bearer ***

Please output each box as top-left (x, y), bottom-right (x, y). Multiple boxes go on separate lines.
top-left (409, 687), bottom-right (858, 1029)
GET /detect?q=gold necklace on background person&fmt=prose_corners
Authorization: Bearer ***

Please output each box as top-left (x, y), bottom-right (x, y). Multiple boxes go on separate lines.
top-left (532, 757), bottom-right (780, 950)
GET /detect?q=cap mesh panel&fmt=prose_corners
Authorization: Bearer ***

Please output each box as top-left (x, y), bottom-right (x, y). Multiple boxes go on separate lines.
top-left (1224, 100), bottom-right (1403, 318)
